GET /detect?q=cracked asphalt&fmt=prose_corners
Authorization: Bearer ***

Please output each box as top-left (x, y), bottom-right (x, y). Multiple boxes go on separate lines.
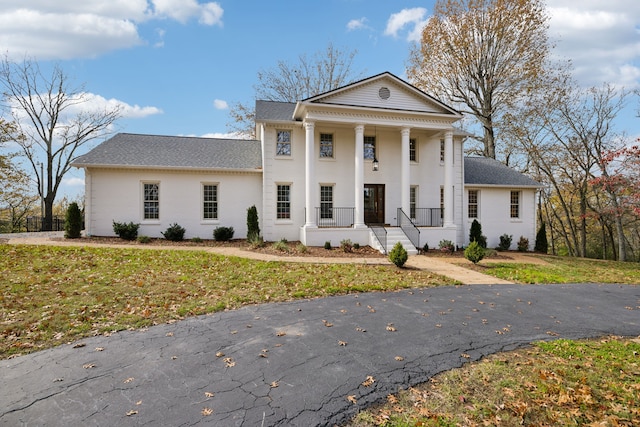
top-left (1, 282), bottom-right (639, 426)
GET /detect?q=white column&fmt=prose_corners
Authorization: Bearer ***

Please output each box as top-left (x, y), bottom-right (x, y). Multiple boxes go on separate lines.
top-left (304, 121), bottom-right (316, 227)
top-left (443, 130), bottom-right (454, 227)
top-left (400, 127), bottom-right (411, 216)
top-left (354, 124), bottom-right (366, 228)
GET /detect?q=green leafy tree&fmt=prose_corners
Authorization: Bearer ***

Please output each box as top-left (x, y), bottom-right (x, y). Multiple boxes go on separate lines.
top-left (64, 202), bottom-right (82, 239)
top-left (246, 205), bottom-right (260, 241)
top-left (469, 219), bottom-right (487, 248)
top-left (534, 222), bottom-right (548, 253)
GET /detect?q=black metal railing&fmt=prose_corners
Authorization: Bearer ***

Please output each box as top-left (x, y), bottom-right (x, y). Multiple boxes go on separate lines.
top-left (397, 208), bottom-right (420, 250)
top-left (412, 208), bottom-right (443, 227)
top-left (370, 225), bottom-right (387, 254)
top-left (26, 216), bottom-right (66, 232)
top-left (315, 207), bottom-right (355, 228)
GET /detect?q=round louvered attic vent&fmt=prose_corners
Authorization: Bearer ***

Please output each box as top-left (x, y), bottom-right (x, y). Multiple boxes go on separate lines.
top-left (378, 86), bottom-right (391, 100)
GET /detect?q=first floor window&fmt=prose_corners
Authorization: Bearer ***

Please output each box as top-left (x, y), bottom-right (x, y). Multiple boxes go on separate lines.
top-left (320, 133), bottom-right (334, 158)
top-left (276, 130), bottom-right (291, 156)
top-left (440, 186), bottom-right (444, 219)
top-left (320, 185), bottom-right (333, 219)
top-left (409, 138), bottom-right (417, 162)
top-left (468, 190), bottom-right (478, 219)
top-left (203, 184), bottom-right (218, 220)
top-left (410, 186), bottom-right (417, 219)
top-left (364, 136), bottom-right (376, 160)
top-left (143, 182), bottom-right (159, 220)
top-left (510, 191), bottom-right (520, 219)
top-left (277, 184), bottom-right (291, 219)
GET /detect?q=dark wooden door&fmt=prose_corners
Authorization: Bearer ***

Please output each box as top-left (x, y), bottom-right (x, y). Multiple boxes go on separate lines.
top-left (364, 184), bottom-right (385, 225)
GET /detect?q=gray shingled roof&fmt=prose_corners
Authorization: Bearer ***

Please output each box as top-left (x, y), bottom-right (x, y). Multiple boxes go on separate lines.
top-left (72, 133), bottom-right (262, 171)
top-left (465, 157), bottom-right (541, 187)
top-left (255, 100), bottom-right (296, 122)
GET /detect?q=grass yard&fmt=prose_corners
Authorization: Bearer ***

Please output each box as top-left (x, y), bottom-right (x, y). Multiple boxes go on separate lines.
top-left (350, 336), bottom-right (640, 426)
top-left (0, 244), bottom-right (453, 358)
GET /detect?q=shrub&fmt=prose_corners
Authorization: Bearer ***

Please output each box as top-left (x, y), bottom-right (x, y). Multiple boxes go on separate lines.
top-left (517, 236), bottom-right (529, 252)
top-left (389, 242), bottom-right (408, 267)
top-left (213, 226), bottom-right (234, 241)
top-left (469, 219), bottom-right (487, 248)
top-left (497, 234), bottom-right (512, 251)
top-left (464, 240), bottom-right (485, 264)
top-left (112, 221), bottom-right (140, 240)
top-left (534, 222), bottom-right (548, 253)
top-left (324, 241), bottom-right (332, 250)
top-left (248, 233), bottom-right (264, 248)
top-left (340, 239), bottom-right (353, 253)
top-left (438, 239), bottom-right (455, 253)
top-left (191, 237), bottom-right (203, 243)
top-left (422, 242), bottom-right (429, 253)
top-left (64, 202), bottom-right (83, 239)
top-left (137, 235), bottom-right (151, 244)
top-left (246, 205), bottom-right (260, 241)
top-left (162, 223), bottom-right (186, 241)
top-left (273, 239), bottom-right (289, 252)
top-left (353, 242), bottom-right (360, 250)
top-left (297, 243), bottom-right (308, 253)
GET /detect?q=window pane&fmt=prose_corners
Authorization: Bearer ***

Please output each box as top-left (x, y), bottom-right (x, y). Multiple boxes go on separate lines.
top-left (203, 184), bottom-right (218, 220)
top-left (320, 185), bottom-right (333, 219)
top-left (320, 133), bottom-right (333, 158)
top-left (410, 186), bottom-right (416, 218)
top-left (144, 183), bottom-right (159, 220)
top-left (409, 138), bottom-right (416, 162)
top-left (276, 130), bottom-right (291, 156)
top-left (468, 190), bottom-right (478, 219)
top-left (510, 191), bottom-right (520, 218)
top-left (277, 185), bottom-right (290, 219)
top-left (440, 139), bottom-right (445, 162)
top-left (364, 136), bottom-right (375, 160)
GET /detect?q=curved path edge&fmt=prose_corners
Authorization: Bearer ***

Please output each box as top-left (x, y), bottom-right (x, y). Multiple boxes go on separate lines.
top-left (1, 283), bottom-right (638, 426)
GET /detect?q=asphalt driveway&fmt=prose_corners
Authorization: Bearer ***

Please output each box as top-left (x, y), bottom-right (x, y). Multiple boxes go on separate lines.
top-left (1, 283), bottom-right (639, 426)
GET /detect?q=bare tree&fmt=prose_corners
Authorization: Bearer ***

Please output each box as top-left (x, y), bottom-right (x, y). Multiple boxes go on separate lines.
top-left (407, 0), bottom-right (551, 159)
top-left (227, 43), bottom-right (364, 138)
top-left (0, 57), bottom-right (121, 231)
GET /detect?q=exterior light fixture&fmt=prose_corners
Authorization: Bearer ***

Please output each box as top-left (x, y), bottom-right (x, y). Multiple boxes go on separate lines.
top-left (372, 156), bottom-right (379, 171)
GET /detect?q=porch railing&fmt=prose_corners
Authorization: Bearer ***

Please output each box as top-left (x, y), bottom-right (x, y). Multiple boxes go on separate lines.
top-left (397, 208), bottom-right (420, 250)
top-left (412, 208), bottom-right (443, 227)
top-left (314, 207), bottom-right (355, 228)
top-left (369, 225), bottom-right (387, 255)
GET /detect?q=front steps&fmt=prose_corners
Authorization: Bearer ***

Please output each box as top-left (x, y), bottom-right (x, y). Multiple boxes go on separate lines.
top-left (371, 227), bottom-right (418, 255)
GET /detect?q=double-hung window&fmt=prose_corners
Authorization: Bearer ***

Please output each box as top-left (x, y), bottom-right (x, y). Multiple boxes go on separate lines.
top-left (320, 185), bottom-right (333, 219)
top-left (276, 130), bottom-right (291, 156)
top-left (410, 186), bottom-right (417, 219)
top-left (320, 133), bottom-right (334, 158)
top-left (439, 139), bottom-right (445, 163)
top-left (203, 184), bottom-right (218, 220)
top-left (364, 136), bottom-right (376, 160)
top-left (409, 138), bottom-right (417, 162)
top-left (468, 190), bottom-right (478, 219)
top-left (143, 182), bottom-right (159, 220)
top-left (277, 184), bottom-right (291, 219)
top-left (510, 191), bottom-right (520, 219)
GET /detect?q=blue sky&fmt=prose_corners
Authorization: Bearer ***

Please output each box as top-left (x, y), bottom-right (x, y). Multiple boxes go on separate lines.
top-left (1, 0), bottom-right (639, 199)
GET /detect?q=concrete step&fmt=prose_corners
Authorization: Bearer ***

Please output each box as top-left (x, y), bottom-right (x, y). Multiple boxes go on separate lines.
top-left (384, 228), bottom-right (418, 256)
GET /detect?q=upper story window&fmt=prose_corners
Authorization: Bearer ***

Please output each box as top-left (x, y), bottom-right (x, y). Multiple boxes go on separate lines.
top-left (510, 191), bottom-right (520, 219)
top-left (440, 139), bottom-right (445, 163)
top-left (468, 190), bottom-right (478, 219)
top-left (276, 130), bottom-right (291, 156)
top-left (203, 184), bottom-right (218, 220)
top-left (364, 136), bottom-right (376, 160)
top-left (143, 182), bottom-right (159, 220)
top-left (320, 133), bottom-right (334, 158)
top-left (409, 138), bottom-right (417, 162)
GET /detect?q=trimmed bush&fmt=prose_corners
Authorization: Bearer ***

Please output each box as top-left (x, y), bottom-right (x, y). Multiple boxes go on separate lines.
top-left (191, 237), bottom-right (203, 243)
top-left (340, 239), bottom-right (353, 253)
top-left (64, 202), bottom-right (83, 239)
top-left (469, 219), bottom-right (487, 248)
top-left (324, 241), bottom-right (332, 250)
top-left (438, 239), bottom-right (455, 253)
top-left (389, 242), bottom-right (408, 267)
top-left (162, 223), bottom-right (186, 241)
top-left (246, 205), bottom-right (260, 242)
top-left (497, 234), bottom-right (512, 251)
top-left (534, 222), bottom-right (548, 253)
top-left (112, 221), bottom-right (140, 240)
top-left (464, 240), bottom-right (485, 264)
top-left (517, 236), bottom-right (529, 252)
top-left (137, 235), bottom-right (151, 244)
top-left (353, 242), bottom-right (360, 250)
top-left (213, 226), bottom-right (234, 241)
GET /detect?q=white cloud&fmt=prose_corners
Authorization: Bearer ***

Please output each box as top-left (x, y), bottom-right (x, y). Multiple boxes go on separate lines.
top-left (61, 177), bottom-right (85, 187)
top-left (213, 99), bottom-right (228, 110)
top-left (547, 0), bottom-right (640, 88)
top-left (347, 18), bottom-right (368, 31)
top-left (384, 7), bottom-right (428, 42)
top-left (0, 1), bottom-right (224, 60)
top-left (199, 132), bottom-right (245, 139)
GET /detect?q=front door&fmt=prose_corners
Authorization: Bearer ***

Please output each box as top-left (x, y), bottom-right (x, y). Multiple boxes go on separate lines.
top-left (364, 184), bottom-right (385, 225)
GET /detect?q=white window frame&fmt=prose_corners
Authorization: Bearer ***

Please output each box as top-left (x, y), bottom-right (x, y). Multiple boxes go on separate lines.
top-left (468, 189), bottom-right (479, 219)
top-left (202, 183), bottom-right (219, 222)
top-left (439, 139), bottom-right (445, 163)
top-left (276, 130), bottom-right (292, 157)
top-left (319, 184), bottom-right (334, 220)
top-left (510, 190), bottom-right (521, 219)
top-left (410, 186), bottom-right (417, 220)
top-left (409, 138), bottom-right (417, 162)
top-left (142, 181), bottom-right (160, 221)
top-left (364, 135), bottom-right (376, 160)
top-left (276, 183), bottom-right (292, 220)
top-left (319, 133), bottom-right (334, 159)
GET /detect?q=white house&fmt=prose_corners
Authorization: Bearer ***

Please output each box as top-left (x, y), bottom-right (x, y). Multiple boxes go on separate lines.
top-left (72, 72), bottom-right (541, 253)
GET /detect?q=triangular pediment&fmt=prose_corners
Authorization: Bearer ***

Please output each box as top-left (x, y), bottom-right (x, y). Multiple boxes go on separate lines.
top-left (300, 72), bottom-right (459, 116)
